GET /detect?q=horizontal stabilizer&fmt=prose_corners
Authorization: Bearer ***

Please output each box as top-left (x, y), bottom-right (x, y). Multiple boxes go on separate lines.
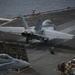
top-left (19, 15), bottom-right (29, 29)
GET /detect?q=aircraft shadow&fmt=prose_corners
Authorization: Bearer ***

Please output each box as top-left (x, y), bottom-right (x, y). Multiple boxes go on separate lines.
top-left (25, 41), bottom-right (75, 54)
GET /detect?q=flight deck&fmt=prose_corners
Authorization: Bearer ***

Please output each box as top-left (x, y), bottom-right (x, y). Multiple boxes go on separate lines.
top-left (0, 9), bottom-right (75, 75)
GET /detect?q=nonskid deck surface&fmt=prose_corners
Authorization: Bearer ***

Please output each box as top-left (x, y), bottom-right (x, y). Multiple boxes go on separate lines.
top-left (0, 9), bottom-right (75, 75)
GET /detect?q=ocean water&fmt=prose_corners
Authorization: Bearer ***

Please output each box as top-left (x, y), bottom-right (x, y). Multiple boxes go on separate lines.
top-left (0, 0), bottom-right (75, 18)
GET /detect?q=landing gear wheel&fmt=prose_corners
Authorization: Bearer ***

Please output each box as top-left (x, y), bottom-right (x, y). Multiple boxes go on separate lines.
top-left (26, 37), bottom-right (29, 43)
top-left (44, 38), bottom-right (49, 44)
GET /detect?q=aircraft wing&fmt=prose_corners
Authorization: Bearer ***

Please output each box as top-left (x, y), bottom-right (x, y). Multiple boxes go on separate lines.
top-left (0, 27), bottom-right (25, 35)
top-left (27, 29), bottom-right (74, 41)
top-left (44, 30), bottom-right (74, 40)
top-left (0, 27), bottom-right (74, 41)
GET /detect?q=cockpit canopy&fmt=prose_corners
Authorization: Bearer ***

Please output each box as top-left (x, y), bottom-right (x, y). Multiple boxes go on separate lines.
top-left (0, 54), bottom-right (12, 59)
top-left (42, 20), bottom-right (53, 27)
top-left (42, 20), bottom-right (56, 30)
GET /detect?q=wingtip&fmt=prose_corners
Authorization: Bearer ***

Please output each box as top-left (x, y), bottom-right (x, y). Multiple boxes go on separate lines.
top-left (73, 35), bottom-right (75, 39)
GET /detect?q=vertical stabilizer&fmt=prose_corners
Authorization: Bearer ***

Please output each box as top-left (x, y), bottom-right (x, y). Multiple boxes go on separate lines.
top-left (19, 15), bottom-right (29, 29)
top-left (34, 18), bottom-right (43, 31)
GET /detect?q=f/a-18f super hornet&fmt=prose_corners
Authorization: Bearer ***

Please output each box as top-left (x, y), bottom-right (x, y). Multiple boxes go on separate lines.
top-left (0, 53), bottom-right (30, 71)
top-left (0, 15), bottom-right (74, 43)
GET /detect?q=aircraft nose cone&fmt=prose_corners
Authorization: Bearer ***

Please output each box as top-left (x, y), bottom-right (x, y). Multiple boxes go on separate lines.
top-left (19, 60), bottom-right (30, 68)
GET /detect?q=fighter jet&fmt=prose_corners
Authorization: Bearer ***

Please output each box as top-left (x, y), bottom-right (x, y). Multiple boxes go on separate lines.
top-left (0, 53), bottom-right (30, 71)
top-left (0, 15), bottom-right (74, 43)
